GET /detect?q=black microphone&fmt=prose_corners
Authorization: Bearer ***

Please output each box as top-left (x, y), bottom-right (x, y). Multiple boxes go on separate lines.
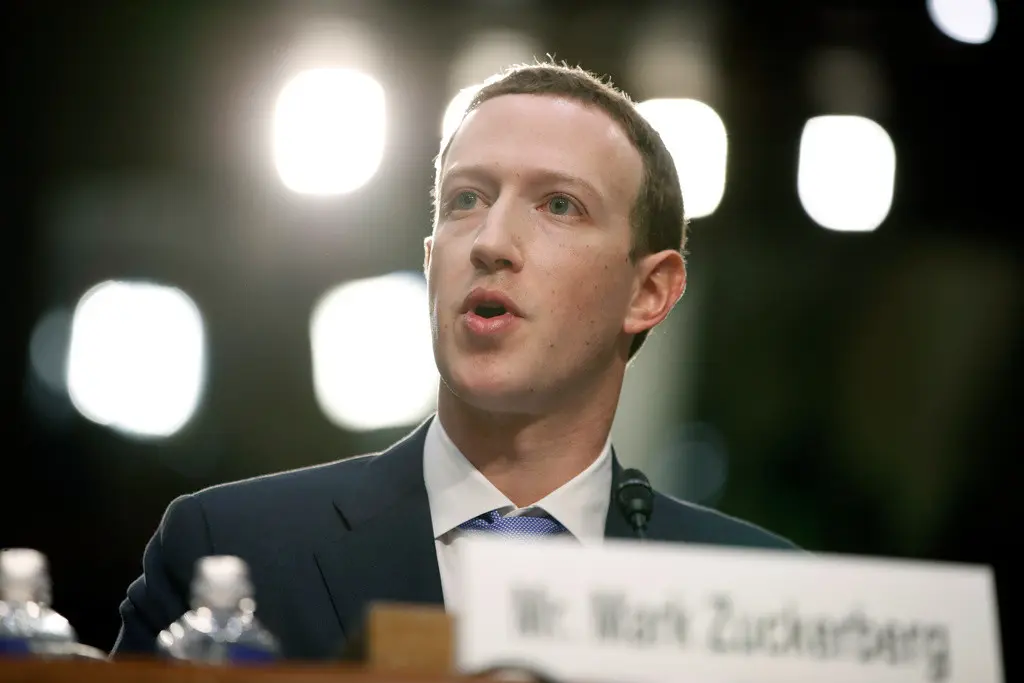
top-left (616, 468), bottom-right (654, 540)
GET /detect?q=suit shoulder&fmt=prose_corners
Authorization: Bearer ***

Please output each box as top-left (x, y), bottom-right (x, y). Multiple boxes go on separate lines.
top-left (655, 492), bottom-right (801, 551)
top-left (191, 453), bottom-right (376, 508)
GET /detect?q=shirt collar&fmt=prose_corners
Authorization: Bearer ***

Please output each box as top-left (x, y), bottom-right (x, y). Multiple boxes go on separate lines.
top-left (423, 416), bottom-right (612, 545)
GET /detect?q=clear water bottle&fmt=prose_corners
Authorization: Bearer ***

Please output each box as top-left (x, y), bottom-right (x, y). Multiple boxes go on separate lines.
top-left (157, 555), bottom-right (279, 664)
top-left (0, 548), bottom-right (106, 660)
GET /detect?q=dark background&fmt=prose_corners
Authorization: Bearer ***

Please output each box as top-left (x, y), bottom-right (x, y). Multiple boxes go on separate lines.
top-left (4, 0), bottom-right (1018, 677)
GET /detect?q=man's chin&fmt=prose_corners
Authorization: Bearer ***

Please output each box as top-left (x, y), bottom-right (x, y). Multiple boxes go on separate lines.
top-left (440, 366), bottom-right (540, 415)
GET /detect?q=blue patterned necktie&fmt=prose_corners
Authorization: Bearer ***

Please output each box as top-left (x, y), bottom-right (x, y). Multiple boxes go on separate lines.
top-left (458, 509), bottom-right (569, 540)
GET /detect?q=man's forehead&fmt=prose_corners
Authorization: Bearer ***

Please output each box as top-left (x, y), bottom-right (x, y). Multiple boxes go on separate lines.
top-left (441, 93), bottom-right (642, 202)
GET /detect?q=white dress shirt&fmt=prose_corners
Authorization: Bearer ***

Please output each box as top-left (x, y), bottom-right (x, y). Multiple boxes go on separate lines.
top-left (422, 416), bottom-right (613, 613)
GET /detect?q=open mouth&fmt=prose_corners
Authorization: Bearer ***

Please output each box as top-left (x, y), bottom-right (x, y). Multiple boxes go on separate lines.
top-left (462, 292), bottom-right (520, 335)
top-left (473, 303), bottom-right (508, 319)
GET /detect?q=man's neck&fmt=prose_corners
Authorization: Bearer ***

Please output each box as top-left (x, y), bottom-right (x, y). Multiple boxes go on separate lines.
top-left (435, 374), bottom-right (622, 508)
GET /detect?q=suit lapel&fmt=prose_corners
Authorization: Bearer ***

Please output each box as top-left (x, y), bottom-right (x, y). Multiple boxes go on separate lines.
top-left (313, 419), bottom-right (444, 641)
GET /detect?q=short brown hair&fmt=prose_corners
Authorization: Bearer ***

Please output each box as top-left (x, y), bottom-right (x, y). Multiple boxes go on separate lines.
top-left (434, 62), bottom-right (687, 359)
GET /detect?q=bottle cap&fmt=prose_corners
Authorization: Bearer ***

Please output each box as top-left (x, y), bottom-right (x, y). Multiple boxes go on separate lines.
top-left (0, 548), bottom-right (52, 604)
top-left (191, 555), bottom-right (253, 611)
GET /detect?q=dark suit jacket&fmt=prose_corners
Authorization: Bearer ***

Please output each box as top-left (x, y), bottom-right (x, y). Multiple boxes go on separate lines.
top-left (111, 418), bottom-right (797, 660)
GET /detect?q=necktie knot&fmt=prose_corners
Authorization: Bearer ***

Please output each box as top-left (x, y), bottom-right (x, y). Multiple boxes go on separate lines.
top-left (458, 509), bottom-right (569, 540)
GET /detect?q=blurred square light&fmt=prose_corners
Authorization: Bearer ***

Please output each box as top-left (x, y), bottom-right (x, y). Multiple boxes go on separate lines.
top-left (798, 115), bottom-right (896, 233)
top-left (927, 0), bottom-right (997, 45)
top-left (310, 272), bottom-right (438, 432)
top-left (636, 99), bottom-right (728, 219)
top-left (66, 280), bottom-right (206, 438)
top-left (273, 68), bottom-right (386, 195)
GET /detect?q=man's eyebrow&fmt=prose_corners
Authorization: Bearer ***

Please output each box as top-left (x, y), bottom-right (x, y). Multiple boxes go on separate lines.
top-left (529, 169), bottom-right (603, 201)
top-left (439, 165), bottom-right (604, 201)
top-left (437, 165), bottom-right (496, 190)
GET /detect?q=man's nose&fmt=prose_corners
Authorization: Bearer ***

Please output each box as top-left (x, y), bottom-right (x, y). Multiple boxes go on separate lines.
top-left (469, 197), bottom-right (526, 273)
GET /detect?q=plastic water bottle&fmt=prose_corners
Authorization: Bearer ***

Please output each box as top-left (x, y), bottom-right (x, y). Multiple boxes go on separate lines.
top-left (157, 555), bottom-right (279, 664)
top-left (0, 548), bottom-right (106, 660)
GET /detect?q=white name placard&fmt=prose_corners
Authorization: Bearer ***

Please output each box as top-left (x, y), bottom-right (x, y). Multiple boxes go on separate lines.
top-left (454, 537), bottom-right (1003, 683)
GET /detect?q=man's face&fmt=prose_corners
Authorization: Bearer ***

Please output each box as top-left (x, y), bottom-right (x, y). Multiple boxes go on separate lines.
top-left (425, 94), bottom-right (645, 413)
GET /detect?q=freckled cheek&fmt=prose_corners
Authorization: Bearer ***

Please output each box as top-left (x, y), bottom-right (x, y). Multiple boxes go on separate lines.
top-left (547, 269), bottom-right (623, 332)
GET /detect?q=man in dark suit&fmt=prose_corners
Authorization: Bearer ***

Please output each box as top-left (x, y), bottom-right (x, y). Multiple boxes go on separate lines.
top-left (112, 62), bottom-right (797, 660)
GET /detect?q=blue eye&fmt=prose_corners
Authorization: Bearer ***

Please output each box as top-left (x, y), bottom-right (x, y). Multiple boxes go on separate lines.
top-left (453, 191), bottom-right (478, 210)
top-left (546, 196), bottom-right (574, 215)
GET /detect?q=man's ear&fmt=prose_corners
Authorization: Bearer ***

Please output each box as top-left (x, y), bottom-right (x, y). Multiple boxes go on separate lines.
top-left (423, 236), bottom-right (433, 274)
top-left (622, 249), bottom-right (687, 337)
